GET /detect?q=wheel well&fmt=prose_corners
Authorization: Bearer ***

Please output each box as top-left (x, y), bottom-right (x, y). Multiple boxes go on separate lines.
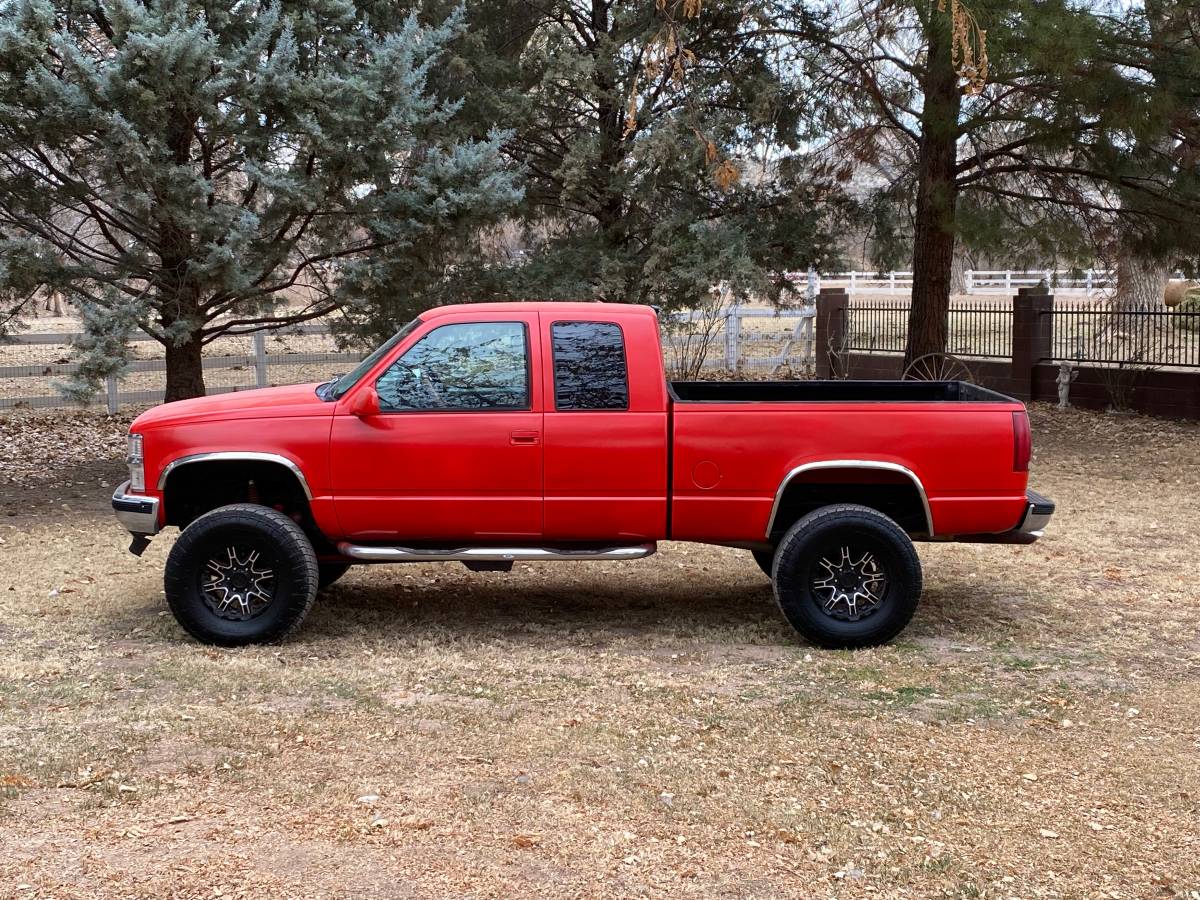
top-left (768, 467), bottom-right (930, 541)
top-left (162, 460), bottom-right (311, 532)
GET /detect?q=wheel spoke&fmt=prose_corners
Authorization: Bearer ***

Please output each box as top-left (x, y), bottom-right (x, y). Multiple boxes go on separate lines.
top-left (200, 543), bottom-right (277, 622)
top-left (810, 543), bottom-right (889, 622)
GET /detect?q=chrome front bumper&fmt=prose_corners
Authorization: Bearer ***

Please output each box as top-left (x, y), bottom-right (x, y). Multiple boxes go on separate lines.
top-left (112, 481), bottom-right (161, 537)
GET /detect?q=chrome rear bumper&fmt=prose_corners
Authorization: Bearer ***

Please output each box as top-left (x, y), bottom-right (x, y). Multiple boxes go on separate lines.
top-left (953, 489), bottom-right (1055, 545)
top-left (112, 481), bottom-right (161, 536)
top-left (1015, 489), bottom-right (1055, 540)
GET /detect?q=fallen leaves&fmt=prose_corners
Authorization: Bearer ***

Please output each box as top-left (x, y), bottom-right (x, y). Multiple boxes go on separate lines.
top-left (0, 403), bottom-right (1198, 898)
top-left (56, 767), bottom-right (113, 789)
top-left (0, 411), bottom-right (128, 486)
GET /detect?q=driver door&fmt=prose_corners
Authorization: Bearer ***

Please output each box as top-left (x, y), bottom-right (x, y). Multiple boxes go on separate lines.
top-left (330, 312), bottom-right (543, 541)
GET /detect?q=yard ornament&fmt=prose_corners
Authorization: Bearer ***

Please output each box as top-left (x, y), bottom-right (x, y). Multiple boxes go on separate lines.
top-left (1056, 362), bottom-right (1080, 409)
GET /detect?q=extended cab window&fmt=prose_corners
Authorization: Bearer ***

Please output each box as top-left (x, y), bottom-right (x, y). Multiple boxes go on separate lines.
top-left (552, 321), bottom-right (628, 410)
top-left (376, 321), bottom-right (529, 411)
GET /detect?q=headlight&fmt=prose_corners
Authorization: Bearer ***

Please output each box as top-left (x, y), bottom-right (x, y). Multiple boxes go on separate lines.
top-left (127, 433), bottom-right (145, 492)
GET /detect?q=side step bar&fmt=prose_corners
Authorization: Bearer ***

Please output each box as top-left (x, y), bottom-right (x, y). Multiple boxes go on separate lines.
top-left (336, 542), bottom-right (657, 563)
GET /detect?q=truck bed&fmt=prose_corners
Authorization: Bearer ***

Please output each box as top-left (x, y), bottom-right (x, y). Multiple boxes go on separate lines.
top-left (669, 380), bottom-right (1012, 403)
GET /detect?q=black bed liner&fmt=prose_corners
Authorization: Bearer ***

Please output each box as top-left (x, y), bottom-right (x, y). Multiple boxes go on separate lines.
top-left (668, 380), bottom-right (1014, 403)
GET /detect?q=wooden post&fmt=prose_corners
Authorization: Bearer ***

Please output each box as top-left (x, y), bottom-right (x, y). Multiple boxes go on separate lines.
top-left (254, 331), bottom-right (268, 388)
top-left (105, 374), bottom-right (119, 415)
top-left (815, 288), bottom-right (849, 379)
top-left (724, 306), bottom-right (742, 371)
top-left (1011, 287), bottom-right (1054, 402)
top-left (965, 270), bottom-right (974, 294)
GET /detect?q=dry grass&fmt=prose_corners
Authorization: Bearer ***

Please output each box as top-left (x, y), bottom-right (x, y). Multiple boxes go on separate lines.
top-left (0, 404), bottom-right (1198, 898)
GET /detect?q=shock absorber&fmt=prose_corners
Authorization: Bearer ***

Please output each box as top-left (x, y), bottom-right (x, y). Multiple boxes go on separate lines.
top-left (247, 479), bottom-right (260, 504)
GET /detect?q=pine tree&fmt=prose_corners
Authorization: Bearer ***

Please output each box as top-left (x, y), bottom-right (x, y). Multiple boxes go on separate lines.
top-left (386, 0), bottom-right (853, 323)
top-left (0, 0), bottom-right (519, 401)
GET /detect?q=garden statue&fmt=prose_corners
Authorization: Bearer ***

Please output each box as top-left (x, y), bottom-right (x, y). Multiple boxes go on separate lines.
top-left (1056, 361), bottom-right (1079, 409)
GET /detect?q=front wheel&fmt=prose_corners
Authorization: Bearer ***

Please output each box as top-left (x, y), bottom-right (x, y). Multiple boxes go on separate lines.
top-left (771, 504), bottom-right (922, 649)
top-left (164, 504), bottom-right (319, 646)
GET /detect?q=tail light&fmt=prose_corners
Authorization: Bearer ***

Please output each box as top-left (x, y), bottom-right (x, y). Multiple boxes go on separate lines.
top-left (1012, 411), bottom-right (1031, 472)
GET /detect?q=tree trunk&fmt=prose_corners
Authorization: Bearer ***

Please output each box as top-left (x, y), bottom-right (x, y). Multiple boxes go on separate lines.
top-left (949, 244), bottom-right (969, 295)
top-left (163, 330), bottom-right (206, 402)
top-left (159, 280), bottom-right (207, 402)
top-left (1113, 246), bottom-right (1170, 310)
top-left (588, 0), bottom-right (632, 299)
top-left (905, 7), bottom-right (963, 371)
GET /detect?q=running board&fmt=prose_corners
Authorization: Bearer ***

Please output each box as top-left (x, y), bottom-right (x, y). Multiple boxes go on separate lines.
top-left (336, 542), bottom-right (657, 563)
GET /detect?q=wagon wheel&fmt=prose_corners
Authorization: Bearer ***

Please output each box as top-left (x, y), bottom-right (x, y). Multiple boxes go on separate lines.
top-left (901, 352), bottom-right (976, 383)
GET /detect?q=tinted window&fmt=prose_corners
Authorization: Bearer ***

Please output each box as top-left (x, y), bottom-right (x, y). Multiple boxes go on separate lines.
top-left (376, 322), bottom-right (528, 411)
top-left (552, 321), bottom-right (628, 410)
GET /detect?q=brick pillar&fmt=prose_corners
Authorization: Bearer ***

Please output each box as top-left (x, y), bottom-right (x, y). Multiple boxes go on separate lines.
top-left (815, 287), bottom-right (849, 379)
top-left (1010, 288), bottom-right (1053, 401)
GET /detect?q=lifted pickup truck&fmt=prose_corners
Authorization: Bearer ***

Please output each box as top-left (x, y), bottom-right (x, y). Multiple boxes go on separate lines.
top-left (113, 302), bottom-right (1054, 648)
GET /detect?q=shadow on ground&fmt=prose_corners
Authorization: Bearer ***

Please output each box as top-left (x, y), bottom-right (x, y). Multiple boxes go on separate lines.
top-left (95, 557), bottom-right (1036, 653)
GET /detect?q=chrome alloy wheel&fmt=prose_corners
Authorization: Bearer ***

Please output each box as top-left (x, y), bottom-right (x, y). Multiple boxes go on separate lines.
top-left (811, 545), bottom-right (888, 621)
top-left (200, 545), bottom-right (277, 621)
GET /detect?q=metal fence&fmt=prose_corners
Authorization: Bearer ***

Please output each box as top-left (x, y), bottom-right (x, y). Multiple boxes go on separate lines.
top-left (847, 300), bottom-right (1013, 359)
top-left (1047, 302), bottom-right (1200, 367)
top-left (843, 298), bottom-right (1200, 369)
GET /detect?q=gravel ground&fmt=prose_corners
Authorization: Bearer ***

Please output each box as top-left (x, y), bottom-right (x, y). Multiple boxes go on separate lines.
top-left (0, 403), bottom-right (1198, 898)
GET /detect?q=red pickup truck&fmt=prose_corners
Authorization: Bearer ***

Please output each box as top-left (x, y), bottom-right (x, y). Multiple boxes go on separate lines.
top-left (113, 302), bottom-right (1053, 649)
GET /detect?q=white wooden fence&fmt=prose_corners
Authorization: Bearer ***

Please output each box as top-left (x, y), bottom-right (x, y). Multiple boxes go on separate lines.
top-left (665, 306), bottom-right (817, 373)
top-left (809, 269), bottom-right (1132, 296)
top-left (0, 324), bottom-right (362, 412)
top-left (1, 309), bottom-right (823, 412)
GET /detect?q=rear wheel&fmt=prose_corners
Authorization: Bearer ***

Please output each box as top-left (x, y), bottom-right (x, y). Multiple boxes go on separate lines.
top-left (771, 504), bottom-right (921, 649)
top-left (164, 504), bottom-right (319, 646)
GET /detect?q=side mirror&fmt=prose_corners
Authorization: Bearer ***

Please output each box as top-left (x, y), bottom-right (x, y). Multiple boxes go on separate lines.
top-left (350, 386), bottom-right (380, 418)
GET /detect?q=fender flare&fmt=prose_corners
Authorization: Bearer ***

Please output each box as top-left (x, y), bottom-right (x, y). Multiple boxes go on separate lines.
top-left (157, 451), bottom-right (313, 500)
top-left (765, 460), bottom-right (933, 538)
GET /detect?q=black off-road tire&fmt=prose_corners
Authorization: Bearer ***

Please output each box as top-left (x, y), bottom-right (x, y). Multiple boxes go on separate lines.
top-left (772, 504), bottom-right (922, 649)
top-left (751, 548), bottom-right (775, 578)
top-left (317, 562), bottom-right (351, 591)
top-left (164, 504), bottom-right (319, 646)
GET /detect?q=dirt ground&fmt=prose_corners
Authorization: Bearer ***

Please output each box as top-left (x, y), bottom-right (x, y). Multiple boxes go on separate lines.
top-left (0, 404), bottom-right (1198, 899)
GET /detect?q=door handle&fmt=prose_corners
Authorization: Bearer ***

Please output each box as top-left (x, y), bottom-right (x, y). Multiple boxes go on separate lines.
top-left (510, 430), bottom-right (540, 445)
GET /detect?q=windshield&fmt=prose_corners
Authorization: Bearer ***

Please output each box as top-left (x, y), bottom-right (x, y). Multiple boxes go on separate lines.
top-left (326, 318), bottom-right (421, 400)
